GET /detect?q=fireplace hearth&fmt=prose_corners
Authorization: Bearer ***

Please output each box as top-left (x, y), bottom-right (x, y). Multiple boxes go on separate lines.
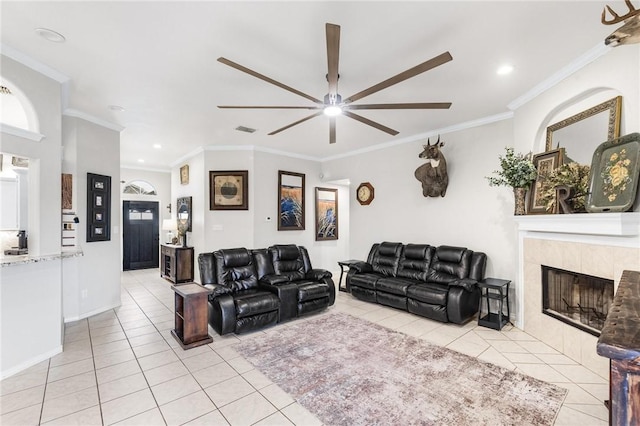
top-left (542, 265), bottom-right (614, 337)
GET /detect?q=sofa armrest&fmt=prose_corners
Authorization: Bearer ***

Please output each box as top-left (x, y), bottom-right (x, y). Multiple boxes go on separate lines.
top-left (306, 269), bottom-right (332, 281)
top-left (449, 278), bottom-right (478, 292)
top-left (203, 283), bottom-right (232, 298)
top-left (259, 274), bottom-right (290, 285)
top-left (349, 261), bottom-right (373, 274)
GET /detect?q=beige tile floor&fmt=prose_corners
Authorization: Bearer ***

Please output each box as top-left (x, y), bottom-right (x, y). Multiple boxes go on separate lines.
top-left (0, 269), bottom-right (609, 425)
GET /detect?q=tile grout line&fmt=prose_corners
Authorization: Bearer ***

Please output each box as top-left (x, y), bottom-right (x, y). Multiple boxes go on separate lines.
top-left (36, 358), bottom-right (51, 425)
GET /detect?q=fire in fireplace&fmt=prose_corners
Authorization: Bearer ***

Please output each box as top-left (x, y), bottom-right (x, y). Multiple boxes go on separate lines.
top-left (541, 266), bottom-right (614, 337)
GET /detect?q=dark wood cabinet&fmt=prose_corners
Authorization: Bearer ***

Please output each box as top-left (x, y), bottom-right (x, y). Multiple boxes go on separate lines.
top-left (171, 283), bottom-right (212, 349)
top-left (160, 244), bottom-right (193, 283)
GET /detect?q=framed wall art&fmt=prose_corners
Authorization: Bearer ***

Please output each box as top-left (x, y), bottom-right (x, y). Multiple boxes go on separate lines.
top-left (586, 133), bottom-right (640, 213)
top-left (209, 170), bottom-right (248, 210)
top-left (278, 170), bottom-right (305, 231)
top-left (315, 187), bottom-right (338, 241)
top-left (180, 164), bottom-right (189, 185)
top-left (528, 148), bottom-right (564, 214)
top-left (87, 172), bottom-right (111, 242)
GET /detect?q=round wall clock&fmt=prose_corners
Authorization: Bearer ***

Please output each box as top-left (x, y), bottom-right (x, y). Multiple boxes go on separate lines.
top-left (356, 182), bottom-right (375, 205)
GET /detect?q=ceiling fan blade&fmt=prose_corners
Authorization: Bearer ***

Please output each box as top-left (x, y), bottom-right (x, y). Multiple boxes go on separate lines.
top-left (329, 117), bottom-right (336, 144)
top-left (218, 105), bottom-right (321, 110)
top-left (268, 111), bottom-right (324, 135)
top-left (344, 51), bottom-right (453, 104)
top-left (346, 102), bottom-right (452, 110)
top-left (326, 23), bottom-right (340, 97)
top-left (343, 111), bottom-right (399, 136)
top-left (218, 57), bottom-right (323, 104)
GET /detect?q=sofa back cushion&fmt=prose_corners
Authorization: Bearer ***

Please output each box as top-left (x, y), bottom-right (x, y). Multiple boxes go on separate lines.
top-left (370, 242), bottom-right (403, 277)
top-left (251, 248), bottom-right (275, 280)
top-left (397, 244), bottom-right (434, 281)
top-left (429, 245), bottom-right (472, 283)
top-left (269, 244), bottom-right (306, 281)
top-left (198, 252), bottom-right (217, 285)
top-left (214, 248), bottom-right (259, 291)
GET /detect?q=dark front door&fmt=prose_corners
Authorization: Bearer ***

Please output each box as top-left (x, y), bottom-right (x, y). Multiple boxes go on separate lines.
top-left (123, 201), bottom-right (159, 270)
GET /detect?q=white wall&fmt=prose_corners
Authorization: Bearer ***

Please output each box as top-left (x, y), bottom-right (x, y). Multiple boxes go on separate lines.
top-left (0, 54), bottom-right (64, 378)
top-left (322, 119), bottom-right (516, 281)
top-left (171, 147), bottom-right (350, 282)
top-left (62, 116), bottom-right (121, 322)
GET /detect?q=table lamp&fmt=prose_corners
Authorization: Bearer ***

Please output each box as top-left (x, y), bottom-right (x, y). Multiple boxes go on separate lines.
top-left (162, 219), bottom-right (177, 244)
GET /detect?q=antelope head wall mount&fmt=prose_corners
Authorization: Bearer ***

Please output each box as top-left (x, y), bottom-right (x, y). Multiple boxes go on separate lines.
top-left (602, 0), bottom-right (640, 46)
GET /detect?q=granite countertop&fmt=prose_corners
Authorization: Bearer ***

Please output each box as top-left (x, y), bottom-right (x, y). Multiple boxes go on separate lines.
top-left (1, 247), bottom-right (84, 267)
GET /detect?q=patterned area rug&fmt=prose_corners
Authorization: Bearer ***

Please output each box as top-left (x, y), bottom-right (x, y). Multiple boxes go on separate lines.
top-left (236, 312), bottom-right (567, 425)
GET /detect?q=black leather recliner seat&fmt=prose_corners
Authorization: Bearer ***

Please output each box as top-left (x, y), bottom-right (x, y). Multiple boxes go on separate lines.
top-left (347, 242), bottom-right (486, 324)
top-left (198, 248), bottom-right (280, 335)
top-left (198, 245), bottom-right (335, 335)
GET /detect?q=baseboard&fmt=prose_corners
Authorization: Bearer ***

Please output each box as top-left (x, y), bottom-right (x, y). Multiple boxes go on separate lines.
top-left (0, 345), bottom-right (63, 380)
top-left (63, 301), bottom-right (122, 324)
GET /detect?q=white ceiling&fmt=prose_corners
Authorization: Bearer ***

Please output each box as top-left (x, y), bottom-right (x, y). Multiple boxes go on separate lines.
top-left (0, 1), bottom-right (622, 170)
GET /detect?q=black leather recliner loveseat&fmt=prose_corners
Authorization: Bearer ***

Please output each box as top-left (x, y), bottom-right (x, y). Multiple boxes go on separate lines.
top-left (346, 242), bottom-right (486, 324)
top-left (198, 244), bottom-right (335, 335)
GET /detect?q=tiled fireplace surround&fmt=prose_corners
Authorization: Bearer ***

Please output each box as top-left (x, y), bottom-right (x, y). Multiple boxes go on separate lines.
top-left (514, 213), bottom-right (640, 379)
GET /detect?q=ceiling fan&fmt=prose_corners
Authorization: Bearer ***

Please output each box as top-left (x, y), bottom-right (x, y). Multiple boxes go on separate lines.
top-left (217, 23), bottom-right (453, 144)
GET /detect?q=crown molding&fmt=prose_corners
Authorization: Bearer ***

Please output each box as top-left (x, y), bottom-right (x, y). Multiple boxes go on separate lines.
top-left (121, 165), bottom-right (171, 173)
top-left (63, 108), bottom-right (124, 132)
top-left (0, 123), bottom-right (45, 142)
top-left (320, 111), bottom-right (514, 162)
top-left (1, 43), bottom-right (69, 84)
top-left (507, 43), bottom-right (611, 111)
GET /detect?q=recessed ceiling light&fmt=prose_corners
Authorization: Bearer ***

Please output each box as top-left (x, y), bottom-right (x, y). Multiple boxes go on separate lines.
top-left (35, 28), bottom-right (66, 43)
top-left (497, 64), bottom-right (514, 76)
top-left (153, 144), bottom-right (162, 149)
top-left (137, 159), bottom-right (145, 163)
top-left (108, 105), bottom-right (125, 112)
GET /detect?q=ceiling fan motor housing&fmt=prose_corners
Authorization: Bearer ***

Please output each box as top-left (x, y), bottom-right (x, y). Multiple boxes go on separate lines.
top-left (324, 93), bottom-right (342, 106)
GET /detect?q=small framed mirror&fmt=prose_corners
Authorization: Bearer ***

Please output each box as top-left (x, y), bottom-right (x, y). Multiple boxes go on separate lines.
top-left (545, 96), bottom-right (622, 165)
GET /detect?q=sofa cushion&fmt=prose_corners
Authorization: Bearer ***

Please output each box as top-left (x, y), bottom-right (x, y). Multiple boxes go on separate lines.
top-left (376, 277), bottom-right (417, 296)
top-left (429, 246), bottom-right (472, 283)
top-left (397, 244), bottom-right (434, 281)
top-left (349, 273), bottom-right (379, 290)
top-left (371, 242), bottom-right (403, 276)
top-left (407, 283), bottom-right (449, 306)
top-left (297, 282), bottom-right (329, 302)
top-left (269, 245), bottom-right (306, 281)
top-left (215, 248), bottom-right (259, 291)
top-left (233, 290), bottom-right (280, 319)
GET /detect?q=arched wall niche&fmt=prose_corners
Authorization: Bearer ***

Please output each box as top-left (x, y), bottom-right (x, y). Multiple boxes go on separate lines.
top-left (0, 76), bottom-right (40, 132)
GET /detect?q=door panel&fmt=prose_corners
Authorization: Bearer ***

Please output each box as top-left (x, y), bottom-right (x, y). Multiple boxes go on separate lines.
top-left (123, 201), bottom-right (159, 270)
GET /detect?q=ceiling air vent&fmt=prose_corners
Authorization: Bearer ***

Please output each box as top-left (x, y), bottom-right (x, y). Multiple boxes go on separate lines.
top-left (235, 125), bottom-right (256, 134)
top-left (0, 86), bottom-right (12, 95)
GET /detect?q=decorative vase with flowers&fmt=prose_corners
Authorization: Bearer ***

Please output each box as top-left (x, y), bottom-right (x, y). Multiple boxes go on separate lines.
top-left (486, 147), bottom-right (537, 215)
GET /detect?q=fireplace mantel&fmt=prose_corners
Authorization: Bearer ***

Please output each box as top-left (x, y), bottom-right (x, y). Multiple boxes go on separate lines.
top-left (514, 212), bottom-right (640, 237)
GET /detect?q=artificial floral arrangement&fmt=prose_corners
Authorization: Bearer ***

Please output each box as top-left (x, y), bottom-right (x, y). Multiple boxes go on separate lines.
top-left (538, 162), bottom-right (591, 212)
top-left (486, 147), bottom-right (537, 189)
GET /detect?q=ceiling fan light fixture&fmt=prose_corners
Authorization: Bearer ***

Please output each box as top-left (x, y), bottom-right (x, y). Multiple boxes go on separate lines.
top-left (323, 105), bottom-right (342, 117)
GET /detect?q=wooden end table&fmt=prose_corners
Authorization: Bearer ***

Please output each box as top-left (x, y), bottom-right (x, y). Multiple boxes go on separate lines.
top-left (171, 283), bottom-right (213, 349)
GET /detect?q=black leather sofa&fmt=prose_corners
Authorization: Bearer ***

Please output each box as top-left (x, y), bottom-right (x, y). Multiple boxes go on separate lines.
top-left (198, 244), bottom-right (335, 335)
top-left (346, 242), bottom-right (486, 324)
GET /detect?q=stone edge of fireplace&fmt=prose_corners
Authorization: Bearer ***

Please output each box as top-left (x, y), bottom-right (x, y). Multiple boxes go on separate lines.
top-left (514, 212), bottom-right (640, 379)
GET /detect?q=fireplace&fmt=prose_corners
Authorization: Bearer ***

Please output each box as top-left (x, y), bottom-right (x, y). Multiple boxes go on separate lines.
top-left (541, 265), bottom-right (614, 337)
